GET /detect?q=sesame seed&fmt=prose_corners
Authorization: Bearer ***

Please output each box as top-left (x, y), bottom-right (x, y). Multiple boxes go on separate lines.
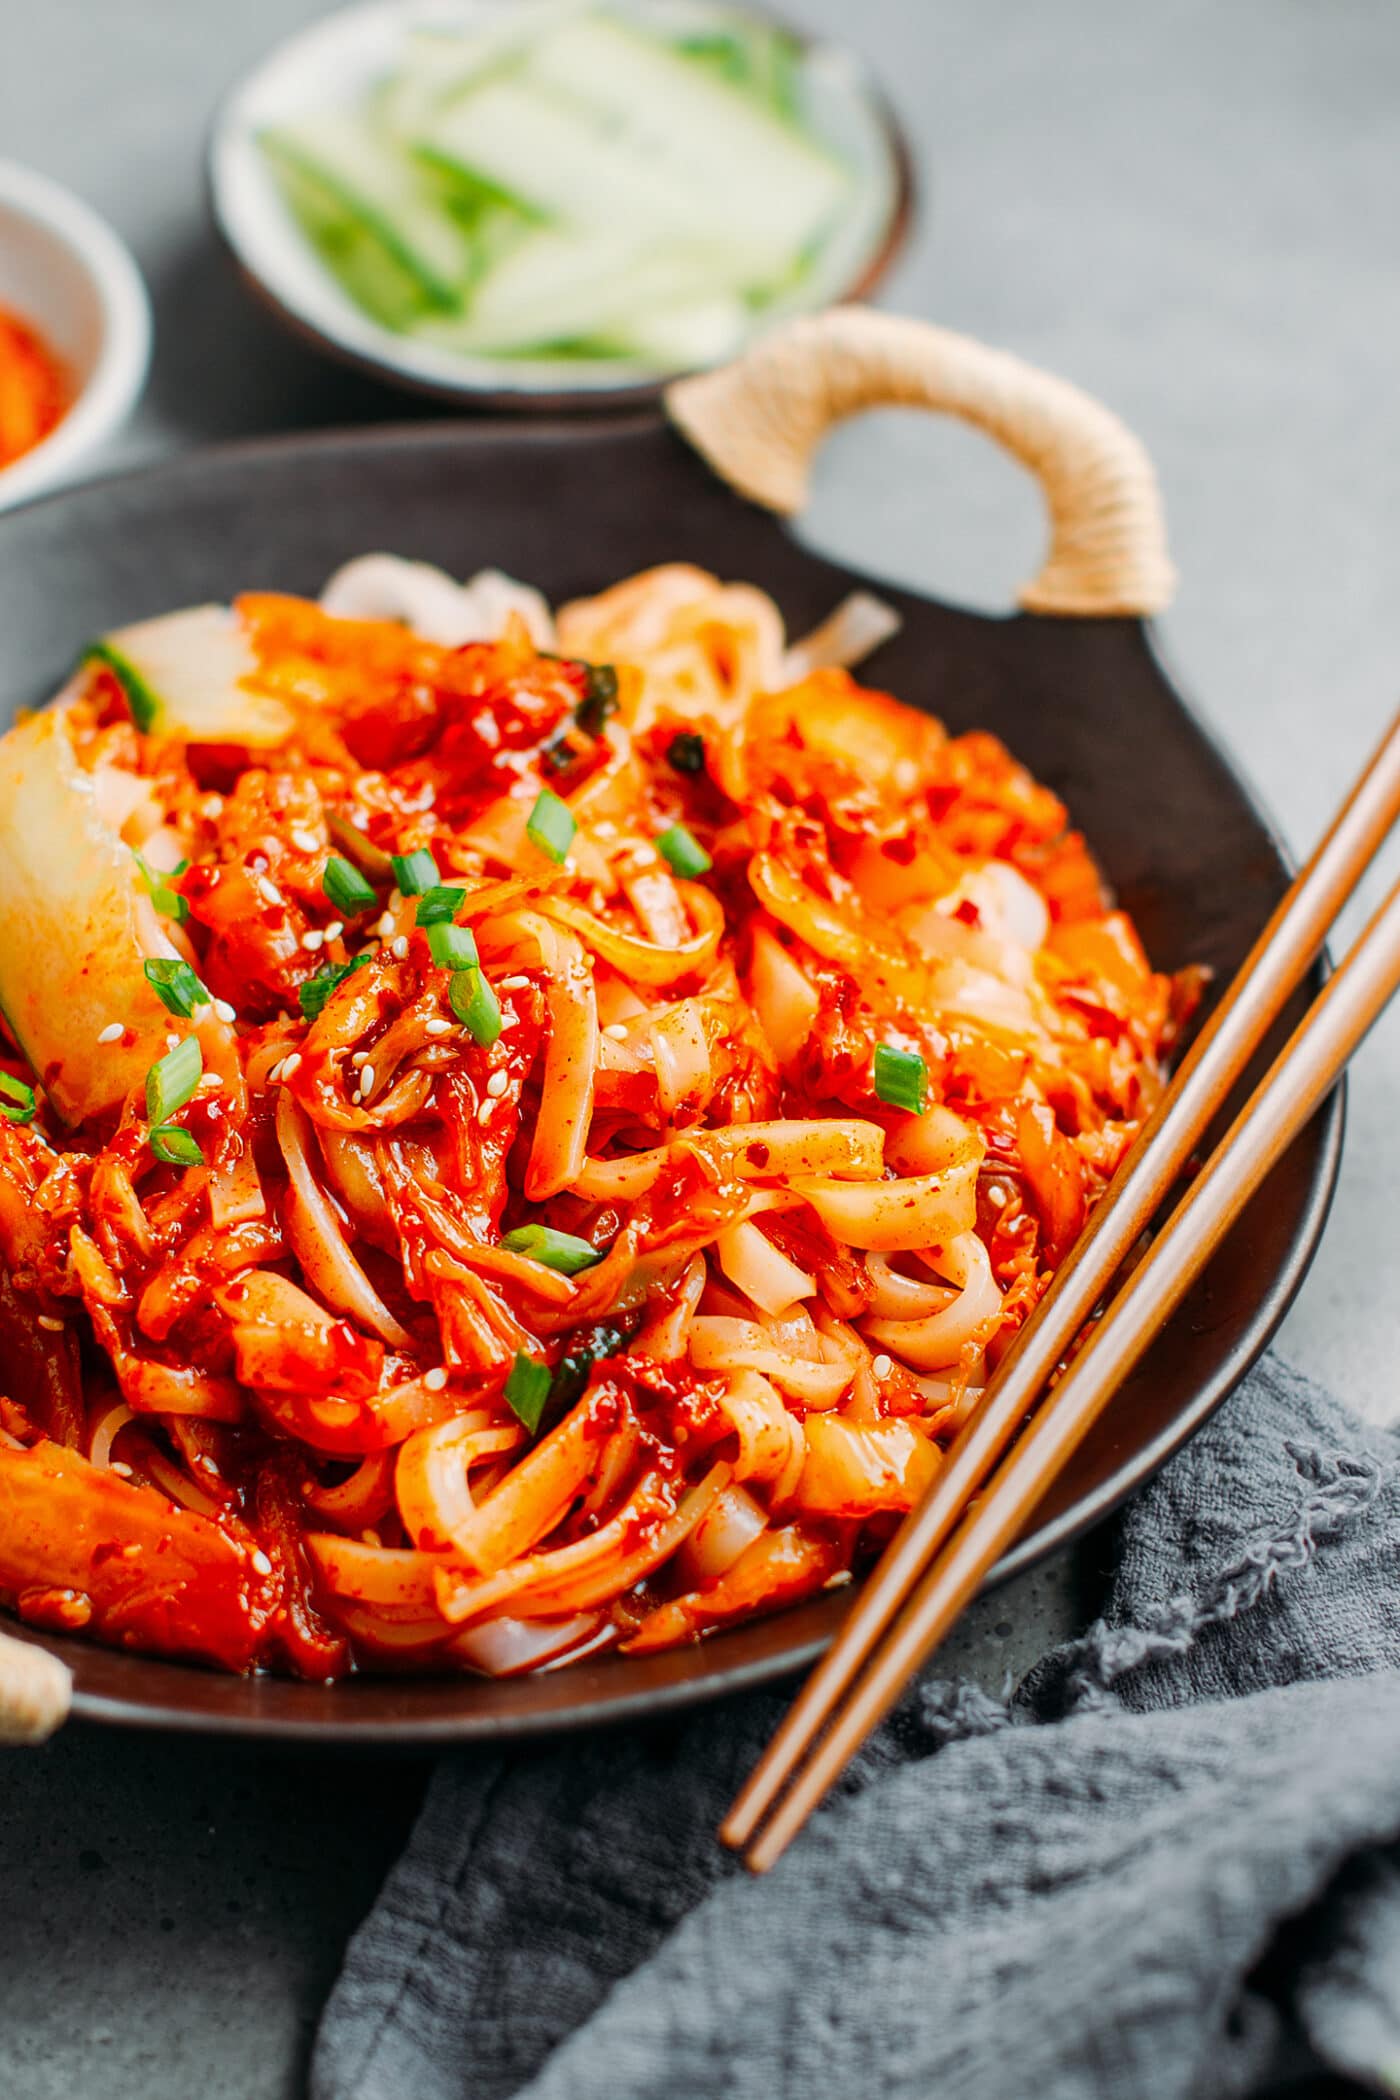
top-left (267, 1060), bottom-right (284, 1086)
top-left (872, 1354), bottom-right (893, 1381)
top-left (498, 975), bottom-right (530, 991)
top-left (350, 1050), bottom-right (368, 1068)
top-left (485, 1070), bottom-right (508, 1098)
top-left (214, 1000), bottom-right (236, 1025)
top-left (256, 875), bottom-right (281, 907)
top-left (165, 1034), bottom-right (180, 1052)
top-left (97, 1021), bottom-right (124, 1045)
top-left (604, 1022), bottom-right (630, 1042)
top-left (391, 935), bottom-right (409, 961)
top-left (280, 1053), bottom-right (302, 1080)
top-left (202, 795), bottom-right (224, 820)
top-left (37, 1314), bottom-right (63, 1332)
top-left (424, 1366), bottom-right (448, 1392)
top-left (109, 1461), bottom-right (133, 1478)
top-left (290, 828), bottom-right (319, 853)
top-left (324, 920), bottom-right (344, 943)
top-left (301, 929), bottom-right (324, 952)
top-left (477, 1101), bottom-right (493, 1126)
top-left (250, 1548), bottom-right (273, 1576)
top-left (359, 1064), bottom-right (376, 1099)
top-left (376, 911), bottom-right (396, 939)
top-left (424, 1017), bottom-right (452, 1037)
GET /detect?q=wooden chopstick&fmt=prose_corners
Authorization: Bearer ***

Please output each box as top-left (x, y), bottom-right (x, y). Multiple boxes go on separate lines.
top-left (742, 859), bottom-right (1400, 1870)
top-left (725, 707), bottom-right (1400, 1864)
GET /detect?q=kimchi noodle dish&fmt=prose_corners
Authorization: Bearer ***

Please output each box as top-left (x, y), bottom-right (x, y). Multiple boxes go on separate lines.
top-left (0, 557), bottom-right (1199, 1680)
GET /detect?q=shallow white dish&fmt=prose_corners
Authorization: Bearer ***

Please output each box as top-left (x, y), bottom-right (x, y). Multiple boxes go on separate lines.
top-left (208, 0), bottom-right (911, 408)
top-left (0, 162), bottom-right (151, 512)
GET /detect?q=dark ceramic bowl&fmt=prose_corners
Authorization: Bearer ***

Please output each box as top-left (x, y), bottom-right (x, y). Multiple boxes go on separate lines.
top-left (0, 410), bottom-right (1340, 1741)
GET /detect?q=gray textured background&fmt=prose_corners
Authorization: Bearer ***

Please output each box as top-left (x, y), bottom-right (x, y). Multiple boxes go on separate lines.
top-left (2, 2), bottom-right (1398, 2094)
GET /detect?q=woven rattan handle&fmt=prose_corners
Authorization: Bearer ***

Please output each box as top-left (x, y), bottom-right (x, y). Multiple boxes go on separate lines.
top-left (0, 1624), bottom-right (72, 1743)
top-left (666, 307), bottom-right (1176, 618)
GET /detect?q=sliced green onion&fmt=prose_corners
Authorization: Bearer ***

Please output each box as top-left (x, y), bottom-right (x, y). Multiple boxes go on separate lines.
top-left (526, 788), bottom-right (575, 865)
top-left (143, 956), bottom-right (209, 1019)
top-left (873, 1043), bottom-right (927, 1115)
top-left (298, 952), bottom-right (371, 1021)
top-left (132, 849), bottom-right (189, 926)
top-left (427, 921), bottom-right (479, 972)
top-left (415, 884), bottom-right (467, 928)
top-left (149, 1123), bottom-right (205, 1169)
top-left (542, 1317), bottom-right (638, 1435)
top-left (146, 1036), bottom-right (203, 1124)
top-left (656, 823), bottom-right (712, 879)
top-left (499, 1223), bottom-right (604, 1275)
top-left (450, 967), bottom-right (502, 1047)
top-left (322, 854), bottom-right (377, 916)
top-left (504, 1351), bottom-right (552, 1436)
top-left (390, 848), bottom-right (439, 897)
top-left (0, 1072), bottom-right (36, 1126)
top-left (327, 813), bottom-right (394, 883)
top-left (576, 663), bottom-right (619, 736)
top-left (666, 731), bottom-right (706, 775)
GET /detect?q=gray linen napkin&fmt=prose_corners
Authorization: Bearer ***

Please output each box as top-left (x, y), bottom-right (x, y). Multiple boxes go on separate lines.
top-left (312, 1357), bottom-right (1400, 2100)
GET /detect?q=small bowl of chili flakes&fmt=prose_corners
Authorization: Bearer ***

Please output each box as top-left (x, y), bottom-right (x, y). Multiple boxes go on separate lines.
top-left (0, 160), bottom-right (151, 512)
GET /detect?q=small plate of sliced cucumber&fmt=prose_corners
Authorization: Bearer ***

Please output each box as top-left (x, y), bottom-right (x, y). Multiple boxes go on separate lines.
top-left (208, 0), bottom-right (911, 407)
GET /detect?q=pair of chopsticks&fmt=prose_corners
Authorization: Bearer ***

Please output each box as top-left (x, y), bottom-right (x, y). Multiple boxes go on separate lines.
top-left (725, 707), bottom-right (1400, 1873)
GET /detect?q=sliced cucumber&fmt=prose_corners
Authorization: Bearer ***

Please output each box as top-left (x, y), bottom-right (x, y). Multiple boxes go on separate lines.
top-left (0, 710), bottom-right (192, 1123)
top-left (415, 78), bottom-right (783, 280)
top-left (86, 606), bottom-right (294, 748)
top-left (258, 6), bottom-right (859, 369)
top-left (520, 15), bottom-right (849, 264)
top-left (669, 20), bottom-right (803, 119)
top-left (261, 111), bottom-right (476, 311)
top-left (413, 227), bottom-right (743, 356)
top-left (615, 293), bottom-right (751, 368)
top-left (263, 137), bottom-right (433, 330)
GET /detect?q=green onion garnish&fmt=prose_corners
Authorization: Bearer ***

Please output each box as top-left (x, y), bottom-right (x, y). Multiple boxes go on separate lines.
top-left (526, 789), bottom-right (575, 865)
top-left (327, 813), bottom-right (393, 883)
top-left (415, 884), bottom-right (466, 929)
top-left (427, 921), bottom-right (479, 972)
top-left (298, 953), bottom-right (371, 1021)
top-left (143, 957), bottom-right (209, 1019)
top-left (499, 1224), bottom-right (604, 1275)
top-left (322, 855), bottom-right (377, 916)
top-left (450, 967), bottom-right (503, 1047)
top-left (576, 663), bottom-right (619, 736)
top-left (666, 732), bottom-right (706, 775)
top-left (656, 823), bottom-right (712, 879)
top-left (0, 1072), bottom-right (36, 1126)
top-left (132, 849), bottom-right (189, 926)
top-left (146, 1036), bottom-right (203, 1125)
top-left (149, 1124), bottom-right (205, 1169)
top-left (390, 848), bottom-right (439, 897)
top-left (543, 1317), bottom-right (638, 1431)
top-left (504, 1351), bottom-right (552, 1436)
top-left (873, 1044), bottom-right (927, 1115)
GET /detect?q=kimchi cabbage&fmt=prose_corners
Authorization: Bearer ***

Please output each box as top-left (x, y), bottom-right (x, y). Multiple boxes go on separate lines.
top-left (0, 558), bottom-right (1201, 1679)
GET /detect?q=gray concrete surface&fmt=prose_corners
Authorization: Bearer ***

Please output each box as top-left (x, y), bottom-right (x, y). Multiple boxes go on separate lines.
top-left (1, 1), bottom-right (1398, 2093)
